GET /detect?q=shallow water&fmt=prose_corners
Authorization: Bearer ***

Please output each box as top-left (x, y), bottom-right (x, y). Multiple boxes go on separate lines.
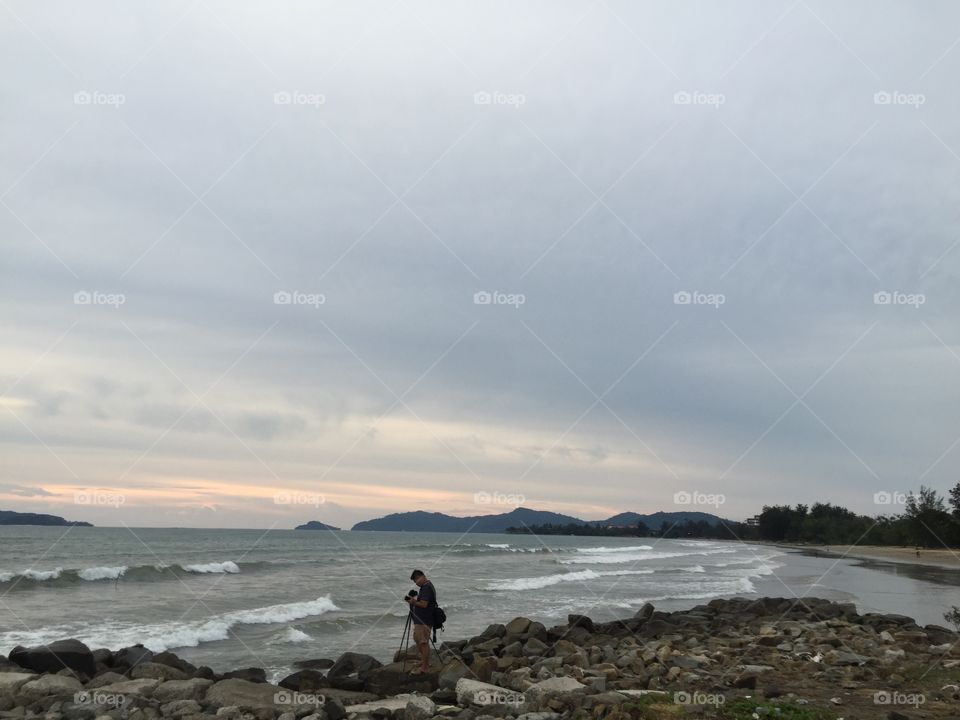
top-left (0, 527), bottom-right (955, 681)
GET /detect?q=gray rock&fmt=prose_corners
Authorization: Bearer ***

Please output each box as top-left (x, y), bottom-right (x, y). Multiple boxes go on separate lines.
top-left (205, 680), bottom-right (286, 710)
top-left (0, 673), bottom-right (36, 698)
top-left (291, 659), bottom-right (334, 671)
top-left (404, 696), bottom-right (435, 720)
top-left (278, 671), bottom-right (327, 693)
top-left (504, 618), bottom-right (531, 636)
top-left (130, 663), bottom-right (189, 682)
top-left (18, 675), bottom-right (83, 701)
top-left (91, 679), bottom-right (161, 697)
top-left (152, 679), bottom-right (212, 703)
top-left (327, 653), bottom-right (382, 681)
top-left (158, 700), bottom-right (201, 718)
top-left (9, 640), bottom-right (96, 677)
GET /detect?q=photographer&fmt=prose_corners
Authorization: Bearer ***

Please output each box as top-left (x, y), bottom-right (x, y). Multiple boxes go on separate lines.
top-left (404, 569), bottom-right (436, 674)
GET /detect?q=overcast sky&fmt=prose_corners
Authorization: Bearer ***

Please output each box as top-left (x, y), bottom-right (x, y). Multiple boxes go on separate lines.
top-left (2, 1), bottom-right (959, 529)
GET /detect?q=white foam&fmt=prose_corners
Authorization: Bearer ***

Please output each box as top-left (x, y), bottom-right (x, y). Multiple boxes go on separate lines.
top-left (278, 627), bottom-right (311, 643)
top-left (21, 568), bottom-right (62, 581)
top-left (486, 544), bottom-right (510, 549)
top-left (0, 595), bottom-right (339, 654)
top-left (78, 566), bottom-right (128, 581)
top-left (492, 568), bottom-right (654, 591)
top-left (576, 545), bottom-right (653, 554)
top-left (681, 565), bottom-right (706, 573)
top-left (181, 561), bottom-right (240, 574)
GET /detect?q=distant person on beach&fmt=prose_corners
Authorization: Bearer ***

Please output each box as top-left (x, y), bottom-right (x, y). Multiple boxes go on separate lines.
top-left (405, 569), bottom-right (436, 674)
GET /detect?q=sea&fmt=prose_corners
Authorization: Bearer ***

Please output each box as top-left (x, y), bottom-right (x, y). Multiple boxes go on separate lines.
top-left (2, 527), bottom-right (958, 682)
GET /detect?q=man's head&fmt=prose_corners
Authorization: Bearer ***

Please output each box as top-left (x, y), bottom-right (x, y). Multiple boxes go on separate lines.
top-left (410, 569), bottom-right (426, 586)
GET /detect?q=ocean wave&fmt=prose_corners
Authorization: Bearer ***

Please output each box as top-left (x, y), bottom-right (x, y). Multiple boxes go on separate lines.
top-left (576, 545), bottom-right (654, 554)
top-left (560, 547), bottom-right (739, 565)
top-left (0, 559), bottom-right (254, 589)
top-left (489, 568), bottom-right (655, 591)
top-left (272, 627), bottom-right (312, 644)
top-left (181, 561), bottom-right (240, 574)
top-left (632, 575), bottom-right (757, 603)
top-left (0, 596), bottom-right (339, 653)
top-left (486, 543), bottom-right (510, 549)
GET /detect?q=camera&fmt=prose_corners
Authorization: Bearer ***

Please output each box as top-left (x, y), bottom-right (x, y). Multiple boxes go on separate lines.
top-left (405, 589), bottom-right (418, 601)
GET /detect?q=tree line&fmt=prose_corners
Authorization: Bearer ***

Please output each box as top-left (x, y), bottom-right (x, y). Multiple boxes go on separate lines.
top-left (507, 484), bottom-right (960, 547)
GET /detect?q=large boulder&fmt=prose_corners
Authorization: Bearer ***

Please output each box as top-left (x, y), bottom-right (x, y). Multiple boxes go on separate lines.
top-left (362, 662), bottom-right (439, 695)
top-left (327, 652), bottom-right (382, 680)
top-left (9, 639), bottom-right (96, 677)
top-left (17, 674), bottom-right (83, 702)
top-left (152, 678), bottom-right (213, 703)
top-left (0, 673), bottom-right (36, 698)
top-left (152, 651), bottom-right (198, 676)
top-left (292, 658), bottom-right (334, 670)
top-left (130, 662), bottom-right (189, 681)
top-left (278, 670), bottom-right (327, 692)
top-left (404, 695), bottom-right (436, 720)
top-left (92, 678), bottom-right (161, 697)
top-left (112, 645), bottom-right (153, 670)
top-left (205, 679), bottom-right (285, 710)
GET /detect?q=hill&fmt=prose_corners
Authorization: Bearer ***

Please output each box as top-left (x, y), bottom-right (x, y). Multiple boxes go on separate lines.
top-left (294, 521), bottom-right (341, 531)
top-left (0, 510), bottom-right (93, 527)
top-left (351, 507), bottom-right (583, 532)
top-left (351, 507), bottom-right (727, 533)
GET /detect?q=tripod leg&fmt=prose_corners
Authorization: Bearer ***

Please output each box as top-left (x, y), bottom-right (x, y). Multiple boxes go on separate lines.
top-left (399, 611), bottom-right (412, 673)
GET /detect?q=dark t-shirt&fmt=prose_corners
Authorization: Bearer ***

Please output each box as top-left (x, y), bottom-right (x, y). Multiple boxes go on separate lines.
top-left (411, 580), bottom-right (436, 626)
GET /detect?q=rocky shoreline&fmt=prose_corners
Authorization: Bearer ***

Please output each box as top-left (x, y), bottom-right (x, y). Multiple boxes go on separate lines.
top-left (3, 597), bottom-right (960, 719)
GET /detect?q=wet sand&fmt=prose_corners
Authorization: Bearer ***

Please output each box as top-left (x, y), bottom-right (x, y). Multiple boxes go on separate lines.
top-left (773, 542), bottom-right (960, 569)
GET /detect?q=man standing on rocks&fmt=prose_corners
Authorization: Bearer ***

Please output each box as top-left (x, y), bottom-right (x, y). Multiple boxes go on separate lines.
top-left (405, 569), bottom-right (436, 675)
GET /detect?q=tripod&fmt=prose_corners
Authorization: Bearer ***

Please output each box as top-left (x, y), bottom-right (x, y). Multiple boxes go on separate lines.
top-left (398, 606), bottom-right (442, 674)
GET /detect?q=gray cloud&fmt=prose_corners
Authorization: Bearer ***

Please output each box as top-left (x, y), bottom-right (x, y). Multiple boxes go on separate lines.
top-left (2, 1), bottom-right (959, 527)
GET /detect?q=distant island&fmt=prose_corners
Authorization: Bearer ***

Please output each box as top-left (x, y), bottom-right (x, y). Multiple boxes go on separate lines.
top-left (347, 507), bottom-right (727, 533)
top-left (294, 520), bottom-right (341, 531)
top-left (0, 510), bottom-right (93, 527)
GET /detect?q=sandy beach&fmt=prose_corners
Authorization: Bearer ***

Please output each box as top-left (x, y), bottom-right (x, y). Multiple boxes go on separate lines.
top-left (774, 542), bottom-right (960, 569)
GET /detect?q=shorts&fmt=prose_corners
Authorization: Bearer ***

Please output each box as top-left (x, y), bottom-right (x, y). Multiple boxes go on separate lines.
top-left (413, 623), bottom-right (431, 644)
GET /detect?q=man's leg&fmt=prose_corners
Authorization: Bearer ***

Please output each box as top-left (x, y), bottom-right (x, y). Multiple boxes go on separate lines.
top-left (414, 623), bottom-right (430, 671)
